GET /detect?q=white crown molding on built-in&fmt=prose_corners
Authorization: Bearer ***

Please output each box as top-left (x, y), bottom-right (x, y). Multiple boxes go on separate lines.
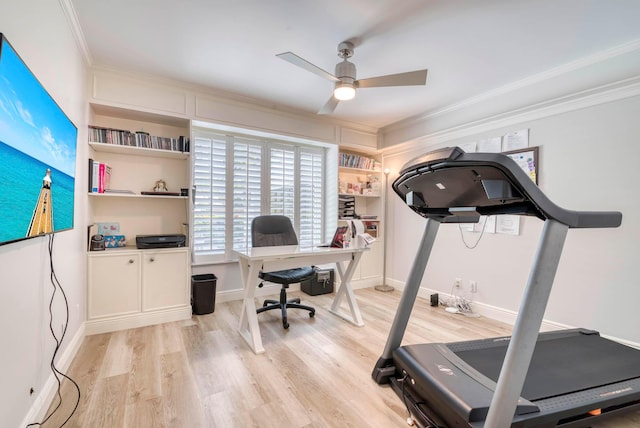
top-left (90, 65), bottom-right (379, 138)
top-left (381, 75), bottom-right (640, 160)
top-left (59, 0), bottom-right (93, 66)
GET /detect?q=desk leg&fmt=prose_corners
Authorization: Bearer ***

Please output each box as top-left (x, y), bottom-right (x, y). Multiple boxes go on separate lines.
top-left (238, 257), bottom-right (265, 354)
top-left (329, 251), bottom-right (364, 326)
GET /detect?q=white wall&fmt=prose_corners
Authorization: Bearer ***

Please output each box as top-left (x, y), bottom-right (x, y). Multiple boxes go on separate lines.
top-left (0, 1), bottom-right (88, 426)
top-left (384, 95), bottom-right (640, 344)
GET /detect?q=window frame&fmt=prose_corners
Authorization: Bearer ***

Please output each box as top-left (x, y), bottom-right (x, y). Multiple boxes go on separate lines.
top-left (191, 126), bottom-right (332, 265)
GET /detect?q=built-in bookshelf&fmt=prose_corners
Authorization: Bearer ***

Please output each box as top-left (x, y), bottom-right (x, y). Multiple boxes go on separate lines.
top-left (337, 149), bottom-right (383, 282)
top-left (86, 103), bottom-right (192, 335)
top-left (338, 150), bottom-right (382, 199)
top-left (87, 104), bottom-right (191, 239)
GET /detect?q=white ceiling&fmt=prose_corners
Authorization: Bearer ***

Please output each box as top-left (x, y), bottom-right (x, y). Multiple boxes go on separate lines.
top-left (69, 0), bottom-right (640, 129)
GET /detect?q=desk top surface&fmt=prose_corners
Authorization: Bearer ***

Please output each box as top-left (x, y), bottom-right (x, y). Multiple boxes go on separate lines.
top-left (234, 245), bottom-right (367, 260)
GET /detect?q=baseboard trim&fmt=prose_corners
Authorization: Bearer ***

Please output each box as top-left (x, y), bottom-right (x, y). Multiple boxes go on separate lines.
top-left (387, 280), bottom-right (640, 349)
top-left (216, 276), bottom-right (379, 304)
top-left (85, 305), bottom-right (192, 335)
top-left (21, 322), bottom-right (86, 427)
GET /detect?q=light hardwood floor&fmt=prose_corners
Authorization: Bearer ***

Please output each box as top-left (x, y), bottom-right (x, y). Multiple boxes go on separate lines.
top-left (39, 288), bottom-right (640, 427)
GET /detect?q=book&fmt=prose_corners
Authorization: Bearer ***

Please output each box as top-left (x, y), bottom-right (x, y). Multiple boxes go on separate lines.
top-left (91, 161), bottom-right (99, 192)
top-left (88, 158), bottom-right (94, 192)
top-left (89, 161), bottom-right (112, 193)
top-left (330, 225), bottom-right (349, 248)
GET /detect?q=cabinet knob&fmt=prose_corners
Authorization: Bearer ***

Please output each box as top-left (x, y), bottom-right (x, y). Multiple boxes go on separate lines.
top-left (128, 259), bottom-right (134, 264)
top-left (149, 257), bottom-right (155, 262)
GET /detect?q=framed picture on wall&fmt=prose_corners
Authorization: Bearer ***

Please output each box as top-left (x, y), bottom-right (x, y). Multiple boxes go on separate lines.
top-left (503, 146), bottom-right (539, 184)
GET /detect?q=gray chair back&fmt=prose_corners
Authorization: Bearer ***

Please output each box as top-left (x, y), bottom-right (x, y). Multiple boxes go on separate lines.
top-left (252, 215), bottom-right (298, 247)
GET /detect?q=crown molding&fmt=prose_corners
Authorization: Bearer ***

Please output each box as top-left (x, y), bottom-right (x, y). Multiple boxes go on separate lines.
top-left (381, 76), bottom-right (640, 159)
top-left (59, 0), bottom-right (93, 66)
top-left (381, 39), bottom-right (640, 148)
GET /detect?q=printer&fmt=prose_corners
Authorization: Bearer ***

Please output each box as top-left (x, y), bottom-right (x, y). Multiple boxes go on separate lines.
top-left (136, 234), bottom-right (186, 249)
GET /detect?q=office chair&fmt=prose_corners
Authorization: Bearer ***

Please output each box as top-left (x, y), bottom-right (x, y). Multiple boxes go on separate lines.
top-left (252, 215), bottom-right (316, 329)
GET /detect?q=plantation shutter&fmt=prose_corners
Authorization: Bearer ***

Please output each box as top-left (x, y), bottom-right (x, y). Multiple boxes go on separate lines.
top-left (192, 134), bottom-right (227, 261)
top-left (269, 145), bottom-right (296, 222)
top-left (299, 148), bottom-right (324, 247)
top-left (232, 139), bottom-right (262, 252)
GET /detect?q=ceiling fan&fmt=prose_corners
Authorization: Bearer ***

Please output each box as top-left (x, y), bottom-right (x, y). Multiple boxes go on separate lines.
top-left (276, 41), bottom-right (428, 115)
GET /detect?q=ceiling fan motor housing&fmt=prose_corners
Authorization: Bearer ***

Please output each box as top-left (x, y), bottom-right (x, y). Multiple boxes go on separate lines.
top-left (335, 60), bottom-right (356, 84)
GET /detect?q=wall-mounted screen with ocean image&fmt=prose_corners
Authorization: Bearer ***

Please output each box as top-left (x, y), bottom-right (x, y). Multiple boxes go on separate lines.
top-left (0, 33), bottom-right (77, 246)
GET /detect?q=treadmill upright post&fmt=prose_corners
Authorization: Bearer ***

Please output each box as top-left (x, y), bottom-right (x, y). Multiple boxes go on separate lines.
top-left (484, 218), bottom-right (569, 427)
top-left (372, 219), bottom-right (440, 381)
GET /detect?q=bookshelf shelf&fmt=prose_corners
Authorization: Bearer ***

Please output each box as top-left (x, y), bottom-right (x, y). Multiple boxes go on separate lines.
top-left (88, 193), bottom-right (188, 200)
top-left (339, 166), bottom-right (381, 174)
top-left (339, 193), bottom-right (380, 198)
top-left (89, 141), bottom-right (189, 160)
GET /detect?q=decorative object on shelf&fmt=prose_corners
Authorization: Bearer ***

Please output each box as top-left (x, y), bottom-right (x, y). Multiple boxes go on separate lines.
top-left (104, 235), bottom-right (126, 248)
top-left (153, 179), bottom-right (168, 192)
top-left (97, 222), bottom-right (120, 236)
top-left (339, 195), bottom-right (356, 219)
top-left (90, 234), bottom-right (105, 251)
top-left (141, 179), bottom-right (182, 196)
top-left (375, 168), bottom-right (394, 293)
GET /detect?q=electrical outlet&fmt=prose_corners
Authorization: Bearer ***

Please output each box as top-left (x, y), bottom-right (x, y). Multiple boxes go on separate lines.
top-left (454, 278), bottom-right (462, 288)
top-left (470, 280), bottom-right (477, 293)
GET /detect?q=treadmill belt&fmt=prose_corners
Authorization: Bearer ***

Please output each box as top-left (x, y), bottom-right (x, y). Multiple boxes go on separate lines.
top-left (454, 333), bottom-right (640, 401)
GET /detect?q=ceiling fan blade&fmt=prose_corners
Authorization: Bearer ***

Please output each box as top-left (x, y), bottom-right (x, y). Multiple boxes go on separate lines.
top-left (318, 96), bottom-right (340, 115)
top-left (356, 69), bottom-right (428, 88)
top-left (276, 52), bottom-right (340, 82)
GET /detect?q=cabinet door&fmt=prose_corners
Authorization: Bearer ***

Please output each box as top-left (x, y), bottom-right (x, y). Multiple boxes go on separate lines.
top-left (141, 250), bottom-right (189, 311)
top-left (358, 241), bottom-right (383, 280)
top-left (88, 253), bottom-right (141, 319)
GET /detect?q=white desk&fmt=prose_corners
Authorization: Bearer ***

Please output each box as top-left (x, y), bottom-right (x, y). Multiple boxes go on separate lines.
top-left (234, 245), bottom-right (368, 354)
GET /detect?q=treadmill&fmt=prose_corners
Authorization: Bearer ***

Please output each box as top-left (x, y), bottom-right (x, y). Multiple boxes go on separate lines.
top-left (371, 147), bottom-right (640, 427)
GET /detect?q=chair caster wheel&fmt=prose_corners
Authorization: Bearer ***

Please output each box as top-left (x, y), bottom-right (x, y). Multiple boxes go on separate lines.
top-left (283, 322), bottom-right (290, 329)
top-left (309, 311), bottom-right (315, 318)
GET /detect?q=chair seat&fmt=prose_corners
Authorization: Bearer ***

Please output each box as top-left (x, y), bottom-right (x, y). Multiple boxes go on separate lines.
top-left (259, 266), bottom-right (315, 284)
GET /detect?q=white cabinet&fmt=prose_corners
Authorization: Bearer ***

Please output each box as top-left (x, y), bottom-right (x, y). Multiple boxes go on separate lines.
top-left (141, 249), bottom-right (189, 311)
top-left (87, 247), bottom-right (190, 334)
top-left (88, 251), bottom-right (141, 319)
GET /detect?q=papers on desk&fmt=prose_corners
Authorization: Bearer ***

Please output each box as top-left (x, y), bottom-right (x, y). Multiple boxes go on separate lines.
top-left (347, 219), bottom-right (377, 249)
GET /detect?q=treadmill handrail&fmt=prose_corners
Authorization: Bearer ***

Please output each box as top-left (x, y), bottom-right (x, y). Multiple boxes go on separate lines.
top-left (393, 148), bottom-right (622, 228)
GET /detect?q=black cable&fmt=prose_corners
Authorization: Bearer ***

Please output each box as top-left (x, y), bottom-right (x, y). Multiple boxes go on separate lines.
top-left (400, 373), bottom-right (413, 422)
top-left (26, 234), bottom-right (81, 427)
top-left (400, 373), bottom-right (441, 428)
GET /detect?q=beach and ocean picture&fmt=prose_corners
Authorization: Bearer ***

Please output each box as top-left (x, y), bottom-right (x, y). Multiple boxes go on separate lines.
top-left (0, 34), bottom-right (77, 245)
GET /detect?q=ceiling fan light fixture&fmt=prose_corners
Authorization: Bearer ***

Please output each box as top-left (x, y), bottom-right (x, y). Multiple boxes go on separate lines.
top-left (334, 82), bottom-right (355, 101)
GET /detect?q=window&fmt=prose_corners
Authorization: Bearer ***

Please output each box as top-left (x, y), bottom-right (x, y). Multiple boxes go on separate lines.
top-left (192, 130), bottom-right (327, 264)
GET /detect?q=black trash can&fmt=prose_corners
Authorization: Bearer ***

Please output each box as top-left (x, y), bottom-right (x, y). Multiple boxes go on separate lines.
top-left (191, 273), bottom-right (217, 315)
